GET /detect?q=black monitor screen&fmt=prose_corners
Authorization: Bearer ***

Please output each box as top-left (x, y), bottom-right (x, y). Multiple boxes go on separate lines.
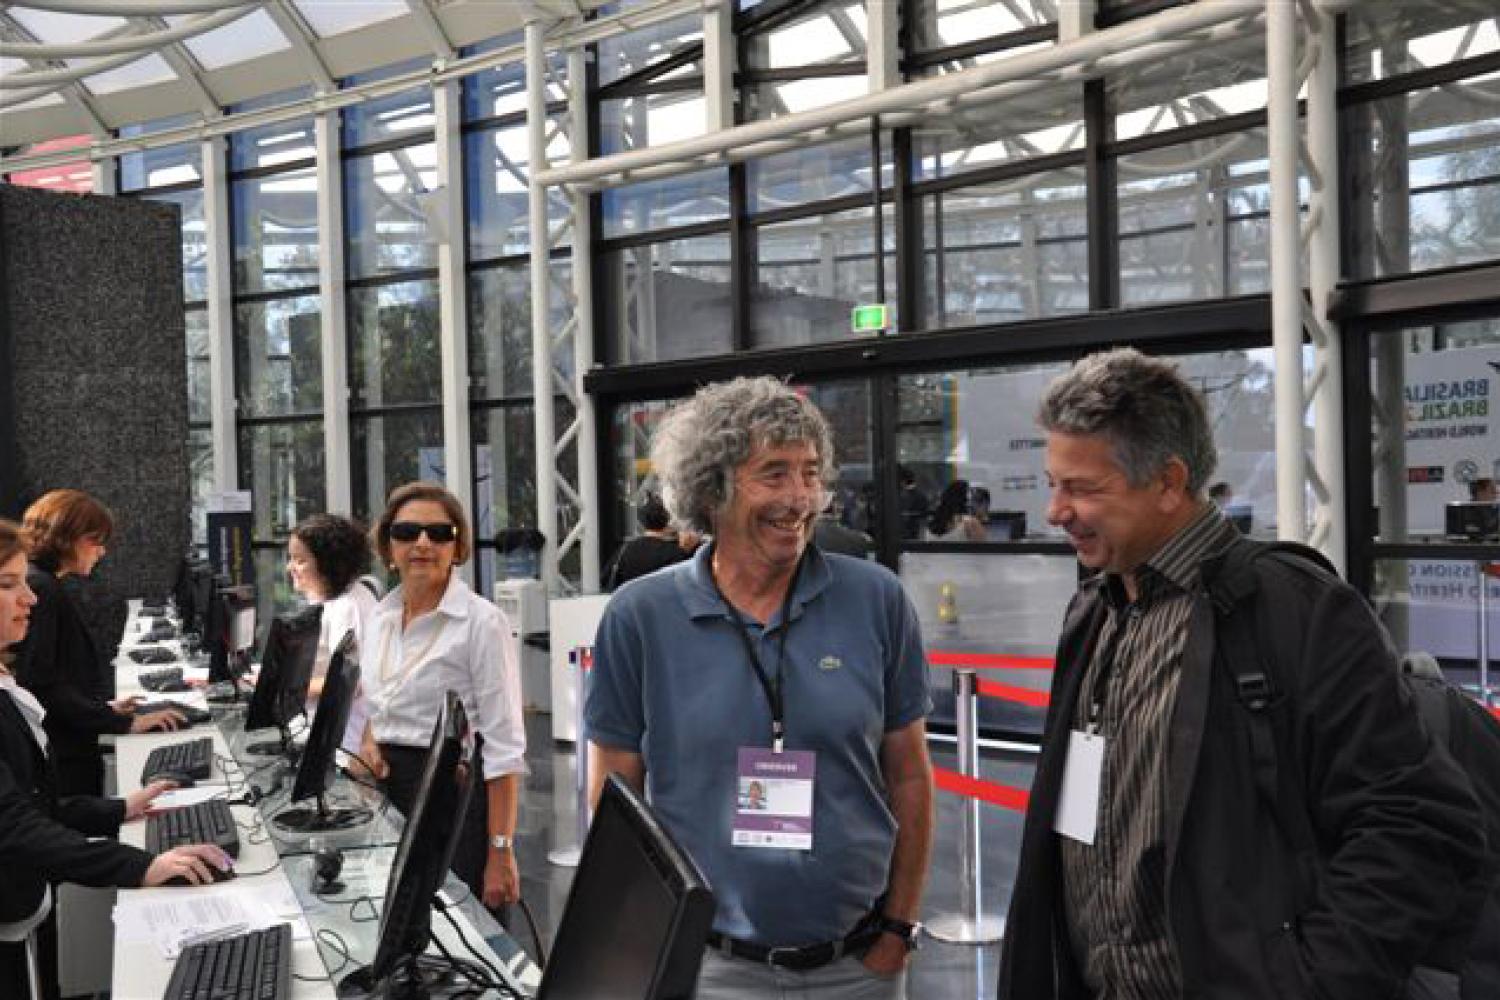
top-left (339, 692), bottom-right (475, 996)
top-left (273, 630), bottom-right (369, 833)
top-left (189, 566), bottom-right (216, 637)
top-left (537, 774), bottom-right (716, 1000)
top-left (245, 605), bottom-right (323, 734)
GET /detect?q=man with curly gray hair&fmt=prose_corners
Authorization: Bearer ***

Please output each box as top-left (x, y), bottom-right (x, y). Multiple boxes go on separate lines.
top-left (998, 349), bottom-right (1483, 1000)
top-left (586, 376), bottom-right (934, 998)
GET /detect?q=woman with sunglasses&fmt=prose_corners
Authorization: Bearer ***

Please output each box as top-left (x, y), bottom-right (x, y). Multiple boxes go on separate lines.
top-left (13, 490), bottom-right (183, 797)
top-left (0, 519), bottom-right (232, 1000)
top-left (358, 483), bottom-right (525, 918)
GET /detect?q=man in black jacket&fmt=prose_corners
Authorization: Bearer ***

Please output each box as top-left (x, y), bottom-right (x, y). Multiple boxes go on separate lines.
top-left (998, 348), bottom-right (1484, 1000)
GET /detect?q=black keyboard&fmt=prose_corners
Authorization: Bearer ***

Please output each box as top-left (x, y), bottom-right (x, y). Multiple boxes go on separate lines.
top-left (141, 603), bottom-right (166, 616)
top-left (142, 737), bottom-right (215, 782)
top-left (146, 799), bottom-right (240, 858)
top-left (137, 699), bottom-right (212, 725)
top-left (144, 623), bottom-right (178, 641)
top-left (139, 666), bottom-right (185, 691)
top-left (129, 648), bottom-right (178, 666)
top-left (164, 923), bottom-right (290, 1000)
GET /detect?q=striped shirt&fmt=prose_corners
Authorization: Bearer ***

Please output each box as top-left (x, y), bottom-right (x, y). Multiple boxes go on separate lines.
top-left (1059, 504), bottom-right (1240, 999)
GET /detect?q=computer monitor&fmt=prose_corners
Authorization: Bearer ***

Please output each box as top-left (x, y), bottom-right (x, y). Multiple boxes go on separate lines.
top-left (206, 581), bottom-right (254, 687)
top-left (187, 563), bottom-right (216, 638)
top-left (535, 773), bottom-right (716, 1000)
top-left (337, 692), bottom-right (475, 1000)
top-left (273, 631), bottom-right (371, 833)
top-left (243, 604), bottom-right (323, 757)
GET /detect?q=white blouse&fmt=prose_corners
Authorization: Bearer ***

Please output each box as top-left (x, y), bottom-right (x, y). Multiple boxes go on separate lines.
top-left (363, 573), bottom-right (526, 781)
top-left (308, 582), bottom-right (379, 752)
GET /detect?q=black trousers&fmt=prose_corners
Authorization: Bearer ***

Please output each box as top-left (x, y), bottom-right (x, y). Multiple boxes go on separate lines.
top-left (378, 743), bottom-right (510, 928)
top-left (0, 908), bottom-right (60, 1000)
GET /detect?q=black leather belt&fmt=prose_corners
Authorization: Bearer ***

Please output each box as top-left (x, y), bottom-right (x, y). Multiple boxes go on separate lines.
top-left (706, 918), bottom-right (882, 971)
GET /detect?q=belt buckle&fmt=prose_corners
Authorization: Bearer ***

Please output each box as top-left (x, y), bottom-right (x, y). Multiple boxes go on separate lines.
top-left (764, 945), bottom-right (800, 969)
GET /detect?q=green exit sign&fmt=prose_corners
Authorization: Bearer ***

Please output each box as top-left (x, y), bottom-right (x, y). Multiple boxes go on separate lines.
top-left (851, 303), bottom-right (889, 334)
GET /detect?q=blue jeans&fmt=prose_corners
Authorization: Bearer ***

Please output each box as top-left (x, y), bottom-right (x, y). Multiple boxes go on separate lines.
top-left (694, 948), bottom-right (907, 1000)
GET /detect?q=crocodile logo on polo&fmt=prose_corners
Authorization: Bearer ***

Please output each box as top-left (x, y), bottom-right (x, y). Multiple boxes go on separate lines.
top-left (818, 655), bottom-right (842, 671)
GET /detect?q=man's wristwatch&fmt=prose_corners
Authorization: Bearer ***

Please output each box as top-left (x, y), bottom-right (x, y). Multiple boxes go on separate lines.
top-left (876, 915), bottom-right (923, 951)
top-left (489, 833), bottom-right (513, 853)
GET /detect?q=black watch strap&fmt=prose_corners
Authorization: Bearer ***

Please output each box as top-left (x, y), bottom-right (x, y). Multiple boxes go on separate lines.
top-left (877, 915), bottom-right (921, 950)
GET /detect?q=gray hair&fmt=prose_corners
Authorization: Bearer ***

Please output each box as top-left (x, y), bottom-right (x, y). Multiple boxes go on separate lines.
top-left (650, 377), bottom-right (836, 533)
top-left (1037, 348), bottom-right (1217, 494)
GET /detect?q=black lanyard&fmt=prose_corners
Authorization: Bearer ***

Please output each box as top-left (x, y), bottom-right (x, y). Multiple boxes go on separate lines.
top-left (1085, 603), bottom-right (1137, 734)
top-left (713, 549), bottom-right (804, 754)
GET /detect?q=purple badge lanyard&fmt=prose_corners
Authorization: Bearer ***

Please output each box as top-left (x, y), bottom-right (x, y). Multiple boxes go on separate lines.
top-left (712, 548), bottom-right (805, 755)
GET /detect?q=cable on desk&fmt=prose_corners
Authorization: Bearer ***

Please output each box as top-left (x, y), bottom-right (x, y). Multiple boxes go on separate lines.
top-left (348, 895), bottom-right (380, 923)
top-left (429, 933), bottom-right (508, 996)
top-left (314, 927), bottom-right (354, 976)
top-left (434, 898), bottom-right (507, 993)
top-left (516, 896), bottom-right (549, 969)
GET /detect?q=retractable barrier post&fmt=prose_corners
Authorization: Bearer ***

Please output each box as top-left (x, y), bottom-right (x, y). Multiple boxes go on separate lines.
top-left (928, 668), bottom-right (1005, 945)
top-left (547, 645), bottom-right (593, 868)
top-left (1479, 565), bottom-right (1494, 707)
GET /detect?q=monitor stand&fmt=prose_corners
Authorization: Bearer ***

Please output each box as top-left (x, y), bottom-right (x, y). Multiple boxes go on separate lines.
top-left (243, 725), bottom-right (301, 759)
top-left (272, 792), bottom-right (372, 833)
top-left (336, 955), bottom-right (477, 1000)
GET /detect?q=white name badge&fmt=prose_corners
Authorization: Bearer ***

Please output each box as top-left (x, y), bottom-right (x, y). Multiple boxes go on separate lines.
top-left (732, 747), bottom-right (816, 851)
top-left (1052, 730), bottom-right (1106, 845)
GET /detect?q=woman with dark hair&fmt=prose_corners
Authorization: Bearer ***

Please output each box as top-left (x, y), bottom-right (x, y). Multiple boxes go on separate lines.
top-left (14, 490), bottom-right (182, 797)
top-left (0, 518), bottom-right (231, 1000)
top-left (924, 480), bottom-right (985, 542)
top-left (602, 492), bottom-right (691, 590)
top-left (288, 514), bottom-right (377, 692)
top-left (357, 483), bottom-right (525, 919)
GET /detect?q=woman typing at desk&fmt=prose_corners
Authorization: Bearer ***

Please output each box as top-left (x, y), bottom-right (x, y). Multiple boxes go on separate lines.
top-left (0, 519), bottom-right (231, 1000)
top-left (356, 483), bottom-right (526, 920)
top-left (12, 490), bottom-right (183, 797)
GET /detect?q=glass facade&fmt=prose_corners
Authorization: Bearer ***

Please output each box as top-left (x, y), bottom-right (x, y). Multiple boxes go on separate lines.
top-left (65, 0), bottom-right (1495, 627)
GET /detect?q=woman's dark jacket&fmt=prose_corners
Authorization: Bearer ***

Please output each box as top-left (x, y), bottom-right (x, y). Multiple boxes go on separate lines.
top-left (998, 546), bottom-right (1484, 1000)
top-left (0, 690), bottom-right (152, 924)
top-left (12, 565), bottom-right (130, 780)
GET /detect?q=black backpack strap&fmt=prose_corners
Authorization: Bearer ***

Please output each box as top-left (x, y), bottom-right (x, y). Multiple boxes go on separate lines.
top-left (1207, 538), bottom-right (1329, 913)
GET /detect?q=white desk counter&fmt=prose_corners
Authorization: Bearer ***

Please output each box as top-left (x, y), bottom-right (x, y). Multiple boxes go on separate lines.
top-left (106, 602), bottom-right (538, 999)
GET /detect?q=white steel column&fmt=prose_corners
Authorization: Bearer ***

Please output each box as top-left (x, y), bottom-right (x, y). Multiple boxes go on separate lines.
top-left (702, 0), bottom-right (735, 132)
top-left (1266, 0), bottom-right (1305, 544)
top-left (1306, 1), bottom-right (1345, 572)
top-left (315, 110), bottom-right (352, 515)
top-left (89, 155), bottom-right (115, 195)
top-left (866, 0), bottom-right (899, 91)
top-left (527, 19), bottom-right (560, 595)
top-left (1268, 0), bottom-right (1345, 570)
top-left (202, 135), bottom-right (237, 493)
top-left (569, 47), bottom-right (600, 592)
top-left (433, 78), bottom-right (475, 585)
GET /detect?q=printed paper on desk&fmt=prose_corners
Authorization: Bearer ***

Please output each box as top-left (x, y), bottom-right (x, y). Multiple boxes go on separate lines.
top-left (146, 787), bottom-right (226, 812)
top-left (182, 665), bottom-right (211, 684)
top-left (115, 889), bottom-right (256, 956)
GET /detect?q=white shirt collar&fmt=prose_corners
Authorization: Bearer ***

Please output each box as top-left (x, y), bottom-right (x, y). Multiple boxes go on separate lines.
top-left (377, 571), bottom-right (472, 622)
top-left (0, 669), bottom-right (49, 750)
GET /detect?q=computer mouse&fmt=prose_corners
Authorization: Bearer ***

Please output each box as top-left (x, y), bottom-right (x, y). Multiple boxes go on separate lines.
top-left (163, 864), bottom-right (236, 887)
top-left (152, 771), bottom-right (196, 789)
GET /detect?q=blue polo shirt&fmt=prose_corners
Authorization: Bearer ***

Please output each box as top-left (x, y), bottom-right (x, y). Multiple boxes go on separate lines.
top-left (585, 543), bottom-right (932, 947)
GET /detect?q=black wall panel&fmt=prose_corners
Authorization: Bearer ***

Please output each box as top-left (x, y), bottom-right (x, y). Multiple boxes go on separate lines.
top-left (1, 184), bottom-right (190, 663)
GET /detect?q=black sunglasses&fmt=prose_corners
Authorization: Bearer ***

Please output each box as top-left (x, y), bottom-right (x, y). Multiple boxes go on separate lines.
top-left (389, 521), bottom-right (458, 544)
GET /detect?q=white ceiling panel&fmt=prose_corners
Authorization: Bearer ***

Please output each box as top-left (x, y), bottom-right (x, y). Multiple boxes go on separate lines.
top-left (294, 0), bottom-right (409, 39)
top-left (172, 9), bottom-right (290, 70)
top-left (6, 7), bottom-right (127, 45)
top-left (82, 52), bottom-right (177, 95)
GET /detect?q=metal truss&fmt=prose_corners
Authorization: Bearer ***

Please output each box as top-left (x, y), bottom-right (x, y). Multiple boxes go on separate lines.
top-left (1267, 0), bottom-right (1345, 573)
top-left (527, 18), bottom-right (599, 595)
